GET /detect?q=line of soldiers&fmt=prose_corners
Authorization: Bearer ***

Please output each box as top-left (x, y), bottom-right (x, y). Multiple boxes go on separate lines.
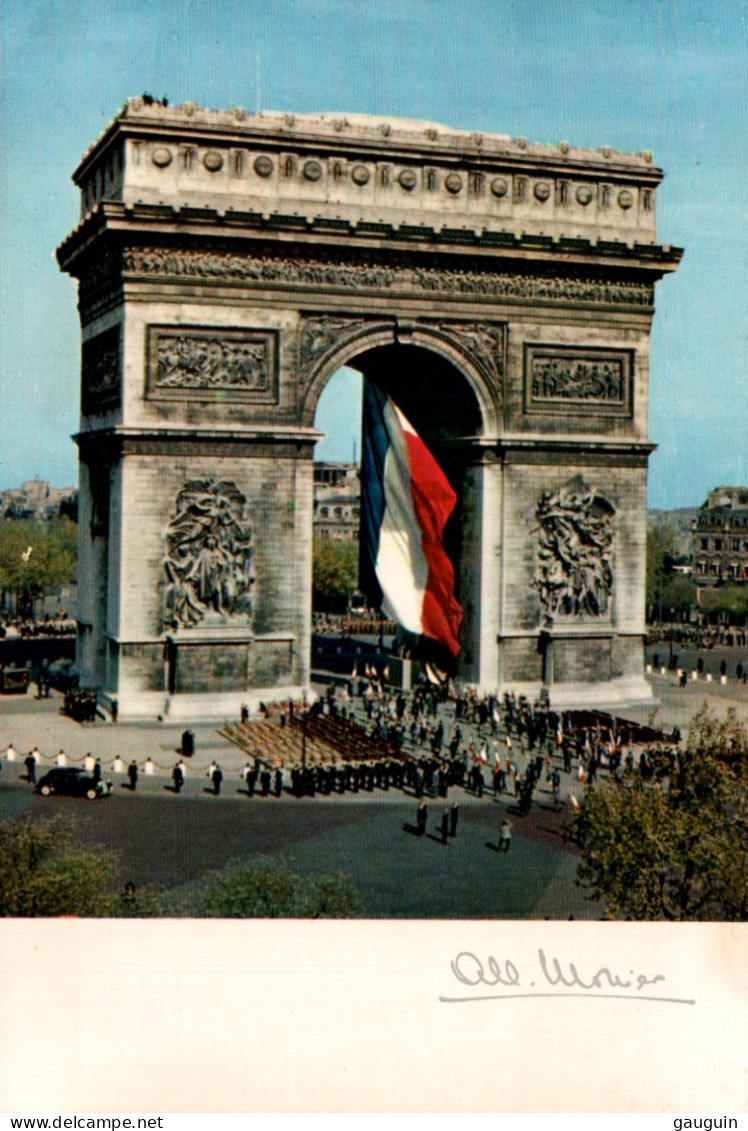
top-left (242, 763), bottom-right (282, 797)
top-left (289, 757), bottom-right (407, 798)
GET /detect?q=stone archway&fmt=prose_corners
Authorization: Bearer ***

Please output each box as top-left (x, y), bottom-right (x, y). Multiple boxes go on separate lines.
top-left (298, 316), bottom-right (502, 435)
top-left (58, 102), bottom-right (681, 718)
top-left (308, 329), bottom-right (492, 683)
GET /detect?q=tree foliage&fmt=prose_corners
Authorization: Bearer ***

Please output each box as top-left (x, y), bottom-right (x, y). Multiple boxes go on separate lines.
top-left (0, 816), bottom-right (360, 919)
top-left (312, 538), bottom-right (359, 612)
top-left (699, 584), bottom-right (748, 619)
top-left (645, 521), bottom-right (675, 615)
top-left (0, 815), bottom-right (122, 917)
top-left (198, 857), bottom-right (361, 918)
top-left (661, 573), bottom-right (697, 613)
top-left (0, 518), bottom-right (77, 613)
top-left (574, 707), bottom-right (748, 921)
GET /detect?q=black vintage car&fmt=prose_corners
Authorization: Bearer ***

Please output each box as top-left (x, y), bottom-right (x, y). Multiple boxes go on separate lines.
top-left (35, 767), bottom-right (111, 800)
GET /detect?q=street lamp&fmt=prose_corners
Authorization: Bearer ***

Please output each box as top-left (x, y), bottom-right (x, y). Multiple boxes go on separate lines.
top-left (301, 692), bottom-right (308, 772)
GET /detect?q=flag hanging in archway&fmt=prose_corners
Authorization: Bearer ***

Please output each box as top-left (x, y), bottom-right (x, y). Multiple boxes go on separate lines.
top-left (360, 380), bottom-right (463, 658)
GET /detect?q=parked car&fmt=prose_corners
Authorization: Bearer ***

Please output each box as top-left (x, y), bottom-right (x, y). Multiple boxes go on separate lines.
top-left (46, 657), bottom-right (79, 692)
top-left (0, 666), bottom-right (30, 694)
top-left (35, 767), bottom-right (111, 800)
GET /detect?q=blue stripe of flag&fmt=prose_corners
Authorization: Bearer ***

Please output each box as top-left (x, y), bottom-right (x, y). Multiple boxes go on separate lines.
top-left (360, 379), bottom-right (388, 607)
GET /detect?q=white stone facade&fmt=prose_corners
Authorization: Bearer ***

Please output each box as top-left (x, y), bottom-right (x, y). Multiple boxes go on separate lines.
top-left (58, 102), bottom-right (682, 718)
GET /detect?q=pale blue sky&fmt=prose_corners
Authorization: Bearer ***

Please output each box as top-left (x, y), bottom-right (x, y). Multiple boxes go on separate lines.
top-left (1, 0), bottom-right (746, 506)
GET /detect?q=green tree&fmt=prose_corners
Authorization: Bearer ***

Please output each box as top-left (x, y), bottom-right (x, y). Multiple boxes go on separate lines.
top-left (312, 538), bottom-right (359, 612)
top-left (645, 521), bottom-right (675, 619)
top-left (0, 815), bottom-right (120, 917)
top-left (700, 584), bottom-right (748, 620)
top-left (198, 857), bottom-right (361, 918)
top-left (106, 883), bottom-right (168, 919)
top-left (661, 573), bottom-right (697, 614)
top-left (0, 518), bottom-right (77, 616)
top-left (573, 707), bottom-right (748, 921)
top-left (0, 814), bottom-right (164, 917)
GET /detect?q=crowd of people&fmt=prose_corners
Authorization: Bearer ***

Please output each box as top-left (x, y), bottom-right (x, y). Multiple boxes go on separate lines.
top-left (218, 680), bottom-right (679, 818)
top-left (62, 687), bottom-right (99, 721)
top-left (0, 613), bottom-right (76, 639)
top-left (647, 624), bottom-right (747, 650)
top-left (2, 674), bottom-right (683, 828)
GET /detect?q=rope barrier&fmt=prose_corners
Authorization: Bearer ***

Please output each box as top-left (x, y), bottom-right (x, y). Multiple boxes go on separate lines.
top-left (4, 750), bottom-right (200, 775)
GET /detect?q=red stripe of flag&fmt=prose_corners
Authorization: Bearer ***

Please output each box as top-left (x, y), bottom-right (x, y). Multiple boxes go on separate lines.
top-left (403, 431), bottom-right (463, 656)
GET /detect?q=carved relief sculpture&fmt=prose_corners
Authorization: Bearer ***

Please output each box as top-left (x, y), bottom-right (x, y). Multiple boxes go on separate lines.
top-left (297, 314), bottom-right (505, 400)
top-left (146, 327), bottom-right (277, 402)
top-left (163, 479), bottom-right (255, 629)
top-left (298, 316), bottom-right (369, 380)
top-left (297, 314), bottom-right (383, 384)
top-left (533, 478), bottom-right (615, 622)
top-left (430, 321), bottom-right (505, 400)
top-left (525, 345), bottom-right (632, 416)
top-left (121, 246), bottom-right (654, 308)
top-left (532, 358), bottom-right (624, 402)
top-left (81, 325), bottom-right (121, 413)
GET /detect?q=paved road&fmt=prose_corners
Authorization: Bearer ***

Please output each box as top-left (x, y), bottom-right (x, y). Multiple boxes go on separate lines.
top-left (1, 691), bottom-right (595, 918)
top-left (1, 772), bottom-right (594, 919)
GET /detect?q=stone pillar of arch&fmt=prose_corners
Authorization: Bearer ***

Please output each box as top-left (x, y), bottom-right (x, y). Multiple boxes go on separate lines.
top-left (57, 101), bottom-right (681, 718)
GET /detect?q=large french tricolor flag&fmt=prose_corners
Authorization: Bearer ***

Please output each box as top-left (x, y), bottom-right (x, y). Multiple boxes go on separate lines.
top-left (361, 381), bottom-right (463, 658)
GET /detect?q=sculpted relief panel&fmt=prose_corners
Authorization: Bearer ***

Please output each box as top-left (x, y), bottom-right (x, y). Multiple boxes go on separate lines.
top-left (81, 325), bottom-right (121, 414)
top-left (297, 315), bottom-right (377, 384)
top-left (533, 477), bottom-right (615, 623)
top-left (525, 345), bottom-right (633, 416)
top-left (146, 327), bottom-right (278, 403)
top-left (163, 479), bottom-right (256, 630)
top-left (427, 320), bottom-right (505, 400)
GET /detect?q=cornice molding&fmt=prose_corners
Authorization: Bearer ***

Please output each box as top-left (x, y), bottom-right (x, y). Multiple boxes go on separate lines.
top-left (58, 200), bottom-right (682, 280)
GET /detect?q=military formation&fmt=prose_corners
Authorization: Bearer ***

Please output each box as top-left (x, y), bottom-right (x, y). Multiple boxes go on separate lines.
top-left (2, 676), bottom-right (680, 861)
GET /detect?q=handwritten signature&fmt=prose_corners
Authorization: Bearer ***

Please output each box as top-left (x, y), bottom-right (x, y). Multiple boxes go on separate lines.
top-left (439, 950), bottom-right (695, 1005)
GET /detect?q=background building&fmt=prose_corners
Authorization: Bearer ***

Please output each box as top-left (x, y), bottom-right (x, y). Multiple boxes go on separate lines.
top-left (647, 505), bottom-right (697, 574)
top-left (313, 462), bottom-right (360, 542)
top-left (693, 487), bottom-right (748, 586)
top-left (1, 481), bottom-right (78, 522)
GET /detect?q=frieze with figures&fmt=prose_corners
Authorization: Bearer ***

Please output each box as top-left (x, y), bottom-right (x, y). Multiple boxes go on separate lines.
top-left (81, 325), bottom-right (121, 414)
top-left (533, 477), bottom-right (616, 622)
top-left (163, 479), bottom-right (255, 630)
top-left (146, 326), bottom-right (278, 403)
top-left (525, 345), bottom-right (633, 416)
top-left (120, 246), bottom-right (654, 308)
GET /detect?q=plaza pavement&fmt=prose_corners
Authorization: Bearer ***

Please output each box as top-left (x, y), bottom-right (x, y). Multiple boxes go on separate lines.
top-left (0, 685), bottom-right (592, 919)
top-left (2, 662), bottom-right (746, 787)
top-left (1, 669), bottom-right (745, 919)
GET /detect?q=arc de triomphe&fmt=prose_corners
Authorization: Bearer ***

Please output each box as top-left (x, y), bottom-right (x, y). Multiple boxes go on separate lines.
top-left (57, 101), bottom-right (681, 719)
